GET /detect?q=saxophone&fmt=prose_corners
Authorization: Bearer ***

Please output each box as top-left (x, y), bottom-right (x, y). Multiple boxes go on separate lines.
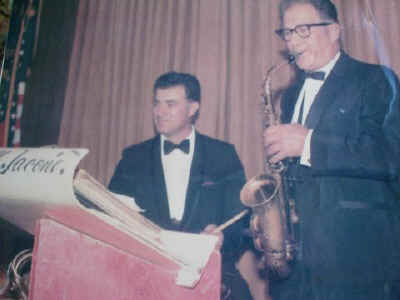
top-left (240, 55), bottom-right (298, 279)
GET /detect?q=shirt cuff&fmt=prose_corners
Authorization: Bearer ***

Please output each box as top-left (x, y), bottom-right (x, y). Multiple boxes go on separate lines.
top-left (300, 129), bottom-right (313, 166)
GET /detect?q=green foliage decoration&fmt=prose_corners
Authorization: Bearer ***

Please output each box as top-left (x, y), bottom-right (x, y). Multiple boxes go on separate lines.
top-left (0, 0), bottom-right (11, 65)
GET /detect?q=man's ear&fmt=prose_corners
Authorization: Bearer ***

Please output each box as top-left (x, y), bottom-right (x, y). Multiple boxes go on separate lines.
top-left (189, 101), bottom-right (200, 118)
top-left (329, 22), bottom-right (341, 43)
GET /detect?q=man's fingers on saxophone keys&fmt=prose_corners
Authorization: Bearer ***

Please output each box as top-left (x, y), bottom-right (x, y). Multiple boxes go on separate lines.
top-left (269, 150), bottom-right (286, 164)
top-left (263, 125), bottom-right (281, 148)
top-left (264, 124), bottom-right (308, 160)
top-left (265, 144), bottom-right (281, 163)
top-left (264, 125), bottom-right (287, 162)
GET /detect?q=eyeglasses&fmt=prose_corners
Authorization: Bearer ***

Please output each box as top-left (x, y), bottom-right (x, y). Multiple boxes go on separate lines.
top-left (275, 22), bottom-right (333, 41)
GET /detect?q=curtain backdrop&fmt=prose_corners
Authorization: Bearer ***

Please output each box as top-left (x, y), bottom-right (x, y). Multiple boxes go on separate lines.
top-left (56, 0), bottom-right (400, 186)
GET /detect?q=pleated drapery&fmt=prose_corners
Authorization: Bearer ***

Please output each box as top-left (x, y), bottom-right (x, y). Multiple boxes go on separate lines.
top-left (54, 0), bottom-right (400, 186)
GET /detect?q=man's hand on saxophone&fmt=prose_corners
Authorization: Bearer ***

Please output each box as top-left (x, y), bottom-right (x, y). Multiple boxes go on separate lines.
top-left (264, 124), bottom-right (309, 163)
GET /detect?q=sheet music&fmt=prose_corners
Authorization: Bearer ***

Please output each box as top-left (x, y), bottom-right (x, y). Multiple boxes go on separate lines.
top-left (0, 147), bottom-right (218, 288)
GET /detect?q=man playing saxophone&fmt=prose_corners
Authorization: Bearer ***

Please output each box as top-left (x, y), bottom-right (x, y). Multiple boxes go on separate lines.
top-left (264, 0), bottom-right (400, 299)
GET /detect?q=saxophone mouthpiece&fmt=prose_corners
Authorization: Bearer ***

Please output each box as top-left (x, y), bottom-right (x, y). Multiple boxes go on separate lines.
top-left (288, 53), bottom-right (299, 64)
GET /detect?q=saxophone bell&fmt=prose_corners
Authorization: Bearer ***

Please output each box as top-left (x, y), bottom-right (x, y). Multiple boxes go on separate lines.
top-left (240, 174), bottom-right (291, 279)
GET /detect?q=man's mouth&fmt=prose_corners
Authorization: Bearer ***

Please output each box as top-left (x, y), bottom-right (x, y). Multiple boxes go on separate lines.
top-left (156, 118), bottom-right (171, 125)
top-left (291, 50), bottom-right (305, 60)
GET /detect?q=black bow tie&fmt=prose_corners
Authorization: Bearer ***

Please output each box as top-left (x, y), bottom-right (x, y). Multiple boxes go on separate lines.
top-left (305, 71), bottom-right (325, 81)
top-left (164, 139), bottom-right (190, 154)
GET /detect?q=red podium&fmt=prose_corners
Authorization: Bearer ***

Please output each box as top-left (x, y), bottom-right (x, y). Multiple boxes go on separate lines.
top-left (28, 209), bottom-right (221, 300)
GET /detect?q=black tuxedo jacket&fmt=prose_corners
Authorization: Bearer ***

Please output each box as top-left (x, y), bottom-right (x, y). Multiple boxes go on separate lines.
top-left (108, 131), bottom-right (248, 265)
top-left (283, 51), bottom-right (400, 178)
top-left (281, 52), bottom-right (400, 287)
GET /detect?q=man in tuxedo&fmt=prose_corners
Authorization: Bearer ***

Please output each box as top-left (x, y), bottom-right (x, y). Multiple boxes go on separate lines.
top-left (109, 71), bottom-right (252, 299)
top-left (264, 0), bottom-right (400, 299)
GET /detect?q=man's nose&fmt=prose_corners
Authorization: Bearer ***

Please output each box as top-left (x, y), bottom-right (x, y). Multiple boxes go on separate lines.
top-left (154, 104), bottom-right (167, 116)
top-left (287, 32), bottom-right (304, 49)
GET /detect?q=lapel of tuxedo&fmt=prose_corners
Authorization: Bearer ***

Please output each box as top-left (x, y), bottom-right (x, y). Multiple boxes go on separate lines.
top-left (282, 76), bottom-right (305, 123)
top-left (151, 135), bottom-right (171, 228)
top-left (180, 131), bottom-right (204, 230)
top-left (305, 52), bottom-right (348, 129)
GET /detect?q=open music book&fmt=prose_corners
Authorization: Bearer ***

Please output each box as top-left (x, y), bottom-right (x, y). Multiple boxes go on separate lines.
top-left (0, 148), bottom-right (218, 287)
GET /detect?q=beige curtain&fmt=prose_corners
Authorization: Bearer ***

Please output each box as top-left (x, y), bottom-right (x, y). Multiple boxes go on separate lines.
top-left (52, 1), bottom-right (400, 299)
top-left (57, 0), bottom-right (400, 186)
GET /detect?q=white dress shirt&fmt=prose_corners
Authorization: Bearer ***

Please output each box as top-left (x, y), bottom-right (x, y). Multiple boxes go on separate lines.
top-left (291, 52), bottom-right (341, 166)
top-left (161, 128), bottom-right (195, 221)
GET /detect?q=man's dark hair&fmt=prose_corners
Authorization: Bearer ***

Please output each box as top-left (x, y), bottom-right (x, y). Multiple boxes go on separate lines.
top-left (279, 0), bottom-right (338, 24)
top-left (153, 71), bottom-right (201, 123)
top-left (153, 71), bottom-right (201, 103)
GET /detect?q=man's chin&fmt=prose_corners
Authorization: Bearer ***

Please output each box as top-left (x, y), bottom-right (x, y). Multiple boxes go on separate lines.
top-left (155, 127), bottom-right (166, 135)
top-left (294, 55), bottom-right (308, 70)
top-left (292, 52), bottom-right (311, 70)
top-left (155, 123), bottom-right (168, 133)
top-left (296, 61), bottom-right (316, 72)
